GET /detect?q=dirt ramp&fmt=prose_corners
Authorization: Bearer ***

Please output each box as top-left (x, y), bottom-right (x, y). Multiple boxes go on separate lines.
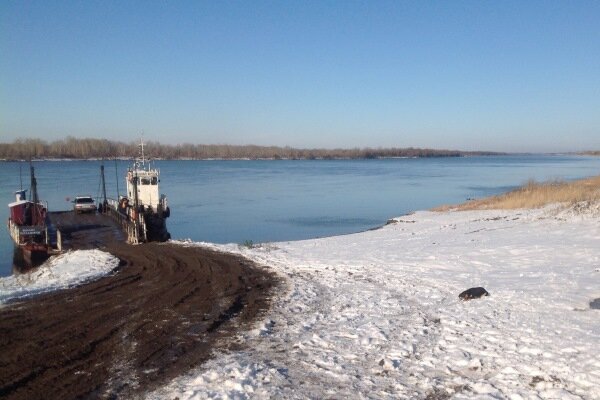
top-left (0, 243), bottom-right (277, 400)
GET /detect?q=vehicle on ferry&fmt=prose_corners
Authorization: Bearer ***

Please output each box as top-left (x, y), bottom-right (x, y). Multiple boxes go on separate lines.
top-left (73, 195), bottom-right (97, 214)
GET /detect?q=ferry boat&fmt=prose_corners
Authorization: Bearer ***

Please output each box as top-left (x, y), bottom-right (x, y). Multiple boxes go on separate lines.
top-left (7, 164), bottom-right (51, 265)
top-left (104, 140), bottom-right (171, 243)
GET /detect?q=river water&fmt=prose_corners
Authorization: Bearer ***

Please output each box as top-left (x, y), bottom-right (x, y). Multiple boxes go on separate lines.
top-left (1, 155), bottom-right (599, 276)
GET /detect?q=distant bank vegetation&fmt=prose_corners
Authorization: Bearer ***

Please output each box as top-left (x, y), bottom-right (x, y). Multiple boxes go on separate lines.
top-left (581, 151), bottom-right (600, 156)
top-left (434, 176), bottom-right (600, 211)
top-left (0, 137), bottom-right (502, 160)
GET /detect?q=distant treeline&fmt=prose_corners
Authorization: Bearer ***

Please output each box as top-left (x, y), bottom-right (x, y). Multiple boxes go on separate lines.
top-left (0, 137), bottom-right (502, 160)
top-left (581, 151), bottom-right (600, 156)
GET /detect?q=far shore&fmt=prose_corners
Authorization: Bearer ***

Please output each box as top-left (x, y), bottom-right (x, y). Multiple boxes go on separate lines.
top-left (1, 137), bottom-right (505, 160)
top-left (1, 154), bottom-right (495, 162)
top-left (2, 152), bottom-right (600, 163)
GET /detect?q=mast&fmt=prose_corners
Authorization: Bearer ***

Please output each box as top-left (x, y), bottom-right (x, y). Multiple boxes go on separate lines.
top-left (140, 137), bottom-right (146, 164)
top-left (131, 153), bottom-right (143, 242)
top-left (30, 163), bottom-right (39, 204)
top-left (132, 169), bottom-right (140, 211)
top-left (100, 163), bottom-right (108, 205)
top-left (114, 158), bottom-right (120, 198)
top-left (135, 136), bottom-right (147, 170)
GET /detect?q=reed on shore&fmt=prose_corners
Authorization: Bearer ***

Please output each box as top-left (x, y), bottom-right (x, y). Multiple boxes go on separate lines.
top-left (434, 175), bottom-right (600, 211)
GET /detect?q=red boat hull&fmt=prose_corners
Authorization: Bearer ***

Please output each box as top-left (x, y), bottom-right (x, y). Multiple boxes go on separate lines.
top-left (22, 243), bottom-right (50, 265)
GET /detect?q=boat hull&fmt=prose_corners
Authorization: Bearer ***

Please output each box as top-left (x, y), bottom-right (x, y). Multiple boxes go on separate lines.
top-left (12, 243), bottom-right (50, 272)
top-left (23, 242), bottom-right (50, 263)
top-left (144, 212), bottom-right (171, 242)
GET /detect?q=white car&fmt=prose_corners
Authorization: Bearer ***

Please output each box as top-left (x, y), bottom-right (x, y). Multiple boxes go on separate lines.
top-left (73, 196), bottom-right (97, 214)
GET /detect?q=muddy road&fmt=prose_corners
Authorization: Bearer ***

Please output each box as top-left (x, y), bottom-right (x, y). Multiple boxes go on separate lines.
top-left (0, 212), bottom-right (278, 399)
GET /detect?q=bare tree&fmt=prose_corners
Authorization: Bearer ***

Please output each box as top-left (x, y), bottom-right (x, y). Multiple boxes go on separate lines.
top-left (0, 137), bottom-right (502, 160)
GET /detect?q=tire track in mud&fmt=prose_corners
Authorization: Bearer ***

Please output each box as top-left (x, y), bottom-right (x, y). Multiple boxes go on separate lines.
top-left (0, 241), bottom-right (278, 400)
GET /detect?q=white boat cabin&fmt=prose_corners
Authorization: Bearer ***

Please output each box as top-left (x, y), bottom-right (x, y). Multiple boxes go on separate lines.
top-left (126, 168), bottom-right (162, 212)
top-left (124, 139), bottom-right (169, 216)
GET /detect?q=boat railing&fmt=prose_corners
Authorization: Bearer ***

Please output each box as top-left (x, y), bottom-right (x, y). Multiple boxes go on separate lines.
top-left (103, 197), bottom-right (146, 244)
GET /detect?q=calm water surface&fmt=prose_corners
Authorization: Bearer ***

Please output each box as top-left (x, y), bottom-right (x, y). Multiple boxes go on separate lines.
top-left (1, 155), bottom-right (599, 276)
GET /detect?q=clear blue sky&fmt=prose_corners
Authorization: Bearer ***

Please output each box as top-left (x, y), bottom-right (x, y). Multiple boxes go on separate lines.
top-left (1, 1), bottom-right (599, 152)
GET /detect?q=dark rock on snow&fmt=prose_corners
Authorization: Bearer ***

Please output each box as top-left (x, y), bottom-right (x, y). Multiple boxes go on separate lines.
top-left (459, 287), bottom-right (489, 300)
top-left (590, 298), bottom-right (600, 310)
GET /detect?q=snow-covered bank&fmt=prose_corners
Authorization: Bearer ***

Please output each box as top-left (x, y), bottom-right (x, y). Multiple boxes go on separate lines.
top-left (156, 205), bottom-right (600, 399)
top-left (0, 250), bottom-right (120, 304)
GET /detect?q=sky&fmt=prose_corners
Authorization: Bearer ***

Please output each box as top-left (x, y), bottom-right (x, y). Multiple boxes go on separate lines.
top-left (1, 1), bottom-right (599, 152)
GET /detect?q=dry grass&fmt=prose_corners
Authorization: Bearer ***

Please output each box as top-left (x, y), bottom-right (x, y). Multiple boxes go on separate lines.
top-left (433, 175), bottom-right (600, 211)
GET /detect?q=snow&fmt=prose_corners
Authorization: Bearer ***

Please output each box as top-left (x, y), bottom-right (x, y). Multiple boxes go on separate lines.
top-left (0, 249), bottom-right (120, 304)
top-left (153, 204), bottom-right (600, 399)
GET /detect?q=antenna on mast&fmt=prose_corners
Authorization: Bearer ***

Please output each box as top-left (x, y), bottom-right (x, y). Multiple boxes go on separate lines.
top-left (136, 132), bottom-right (147, 167)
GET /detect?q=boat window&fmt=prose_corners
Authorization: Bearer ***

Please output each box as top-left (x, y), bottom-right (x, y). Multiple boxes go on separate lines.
top-left (141, 178), bottom-right (151, 185)
top-left (151, 177), bottom-right (158, 185)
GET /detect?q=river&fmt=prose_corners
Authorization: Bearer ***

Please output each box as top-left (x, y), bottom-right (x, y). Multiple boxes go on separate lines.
top-left (1, 155), bottom-right (599, 276)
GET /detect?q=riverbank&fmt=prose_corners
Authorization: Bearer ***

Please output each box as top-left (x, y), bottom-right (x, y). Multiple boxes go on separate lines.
top-left (0, 242), bottom-right (278, 399)
top-left (151, 201), bottom-right (600, 399)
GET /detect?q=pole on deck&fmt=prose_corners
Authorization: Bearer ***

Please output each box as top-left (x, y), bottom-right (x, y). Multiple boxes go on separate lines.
top-left (100, 164), bottom-right (108, 204)
top-left (30, 162), bottom-right (39, 204)
top-left (114, 158), bottom-right (119, 199)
